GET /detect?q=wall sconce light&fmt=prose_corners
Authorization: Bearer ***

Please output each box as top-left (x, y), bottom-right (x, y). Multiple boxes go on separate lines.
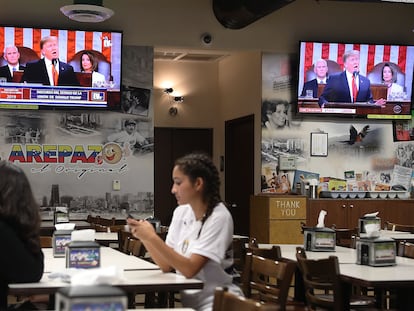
top-left (164, 88), bottom-right (174, 94)
top-left (169, 107), bottom-right (178, 116)
top-left (163, 87), bottom-right (184, 116)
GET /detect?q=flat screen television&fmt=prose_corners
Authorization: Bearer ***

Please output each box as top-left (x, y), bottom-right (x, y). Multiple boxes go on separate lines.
top-left (0, 25), bottom-right (122, 110)
top-left (297, 41), bottom-right (414, 119)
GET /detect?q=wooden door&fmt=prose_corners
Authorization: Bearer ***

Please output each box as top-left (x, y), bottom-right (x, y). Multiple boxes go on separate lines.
top-left (225, 115), bottom-right (254, 236)
top-left (154, 127), bottom-right (213, 226)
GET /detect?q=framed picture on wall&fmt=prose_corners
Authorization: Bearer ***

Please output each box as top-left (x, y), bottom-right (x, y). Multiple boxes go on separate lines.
top-left (393, 120), bottom-right (413, 142)
top-left (310, 132), bottom-right (328, 157)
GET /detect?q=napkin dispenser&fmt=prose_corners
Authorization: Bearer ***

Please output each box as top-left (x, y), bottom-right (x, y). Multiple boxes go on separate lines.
top-left (356, 237), bottom-right (396, 266)
top-left (54, 206), bottom-right (69, 224)
top-left (359, 216), bottom-right (381, 238)
top-left (55, 285), bottom-right (127, 311)
top-left (304, 227), bottom-right (336, 251)
top-left (65, 241), bottom-right (101, 269)
top-left (53, 230), bottom-right (73, 257)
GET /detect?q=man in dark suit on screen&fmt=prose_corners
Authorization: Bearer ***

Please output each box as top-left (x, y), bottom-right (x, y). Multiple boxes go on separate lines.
top-left (318, 50), bottom-right (386, 108)
top-left (301, 58), bottom-right (329, 98)
top-left (0, 46), bottom-right (25, 82)
top-left (22, 36), bottom-right (79, 86)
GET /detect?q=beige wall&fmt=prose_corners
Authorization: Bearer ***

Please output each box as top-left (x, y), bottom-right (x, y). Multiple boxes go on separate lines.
top-left (153, 51), bottom-right (263, 195)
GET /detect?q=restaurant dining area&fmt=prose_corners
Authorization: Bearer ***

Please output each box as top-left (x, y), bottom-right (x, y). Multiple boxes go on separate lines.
top-left (5, 203), bottom-right (414, 311)
top-left (2, 0), bottom-right (414, 310)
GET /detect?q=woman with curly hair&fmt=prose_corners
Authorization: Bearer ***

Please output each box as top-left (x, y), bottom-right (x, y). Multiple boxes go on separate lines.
top-left (127, 152), bottom-right (242, 311)
top-left (0, 161), bottom-right (44, 308)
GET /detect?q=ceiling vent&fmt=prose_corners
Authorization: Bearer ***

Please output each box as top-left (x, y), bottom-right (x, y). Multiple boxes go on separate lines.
top-left (60, 0), bottom-right (114, 23)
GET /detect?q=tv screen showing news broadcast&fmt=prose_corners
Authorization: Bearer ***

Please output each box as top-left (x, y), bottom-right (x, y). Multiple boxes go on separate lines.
top-left (297, 41), bottom-right (414, 119)
top-left (0, 26), bottom-right (122, 110)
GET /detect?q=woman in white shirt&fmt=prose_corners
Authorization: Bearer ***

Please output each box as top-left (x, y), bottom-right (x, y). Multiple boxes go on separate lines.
top-left (381, 62), bottom-right (404, 100)
top-left (79, 50), bottom-right (106, 87)
top-left (127, 152), bottom-right (242, 311)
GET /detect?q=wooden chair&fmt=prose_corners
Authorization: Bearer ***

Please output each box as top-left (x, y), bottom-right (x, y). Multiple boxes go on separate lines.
top-left (398, 241), bottom-right (414, 258)
top-left (40, 236), bottom-right (52, 248)
top-left (118, 230), bottom-right (133, 253)
top-left (296, 255), bottom-right (377, 310)
top-left (248, 245), bottom-right (282, 260)
top-left (126, 237), bottom-right (145, 257)
top-left (384, 221), bottom-right (414, 233)
top-left (241, 253), bottom-right (296, 310)
top-left (232, 236), bottom-right (249, 284)
top-left (332, 227), bottom-right (359, 248)
top-left (213, 287), bottom-right (282, 311)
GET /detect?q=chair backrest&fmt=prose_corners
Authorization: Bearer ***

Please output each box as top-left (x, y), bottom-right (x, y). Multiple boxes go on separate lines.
top-left (0, 46), bottom-right (40, 67)
top-left (68, 49), bottom-right (112, 81)
top-left (296, 255), bottom-right (342, 310)
top-left (126, 237), bottom-right (145, 257)
top-left (333, 227), bottom-right (358, 248)
top-left (213, 287), bottom-right (281, 311)
top-left (118, 230), bottom-right (133, 254)
top-left (384, 221), bottom-right (414, 233)
top-left (367, 61), bottom-right (405, 87)
top-left (398, 242), bottom-right (414, 258)
top-left (305, 59), bottom-right (342, 82)
top-left (296, 246), bottom-right (307, 259)
top-left (40, 236), bottom-right (53, 248)
top-left (248, 246), bottom-right (282, 260)
top-left (248, 237), bottom-right (259, 248)
top-left (232, 236), bottom-right (249, 274)
top-left (242, 253), bottom-right (296, 309)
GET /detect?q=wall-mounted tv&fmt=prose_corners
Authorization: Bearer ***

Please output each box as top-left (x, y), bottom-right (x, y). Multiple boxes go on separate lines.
top-left (0, 26), bottom-right (122, 110)
top-left (297, 41), bottom-right (414, 119)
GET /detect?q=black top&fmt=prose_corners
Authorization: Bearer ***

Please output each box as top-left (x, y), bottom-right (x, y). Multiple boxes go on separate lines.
top-left (0, 220), bottom-right (44, 308)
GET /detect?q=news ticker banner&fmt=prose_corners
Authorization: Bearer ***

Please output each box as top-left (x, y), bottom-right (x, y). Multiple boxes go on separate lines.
top-left (0, 84), bottom-right (107, 108)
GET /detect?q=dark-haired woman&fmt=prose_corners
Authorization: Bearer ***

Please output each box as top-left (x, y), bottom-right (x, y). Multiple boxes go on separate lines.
top-left (381, 62), bottom-right (404, 100)
top-left (80, 50), bottom-right (106, 87)
top-left (0, 161), bottom-right (44, 308)
top-left (127, 152), bottom-right (242, 311)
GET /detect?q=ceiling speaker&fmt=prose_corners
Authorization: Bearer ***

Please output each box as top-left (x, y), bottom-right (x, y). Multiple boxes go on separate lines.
top-left (60, 1), bottom-right (114, 23)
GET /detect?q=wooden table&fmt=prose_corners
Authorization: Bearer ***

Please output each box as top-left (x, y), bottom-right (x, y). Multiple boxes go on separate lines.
top-left (258, 243), bottom-right (414, 310)
top-left (339, 258), bottom-right (414, 310)
top-left (9, 247), bottom-right (203, 308)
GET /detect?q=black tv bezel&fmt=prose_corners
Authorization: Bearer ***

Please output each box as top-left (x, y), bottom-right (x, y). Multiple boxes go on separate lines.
top-left (0, 24), bottom-right (123, 112)
top-left (295, 40), bottom-right (414, 120)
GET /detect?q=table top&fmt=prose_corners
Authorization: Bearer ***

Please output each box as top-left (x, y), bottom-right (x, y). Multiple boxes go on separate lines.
top-left (379, 230), bottom-right (414, 240)
top-left (94, 232), bottom-right (118, 241)
top-left (258, 244), bottom-right (358, 263)
top-left (42, 246), bottom-right (159, 272)
top-left (339, 257), bottom-right (414, 287)
top-left (8, 269), bottom-right (203, 296)
top-left (41, 220), bottom-right (92, 230)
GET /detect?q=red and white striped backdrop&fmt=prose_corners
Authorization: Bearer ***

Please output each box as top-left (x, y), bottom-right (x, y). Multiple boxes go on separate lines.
top-left (298, 41), bottom-right (414, 96)
top-left (0, 26), bottom-right (119, 63)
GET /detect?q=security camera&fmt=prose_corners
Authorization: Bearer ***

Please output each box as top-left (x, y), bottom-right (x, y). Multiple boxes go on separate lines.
top-left (201, 33), bottom-right (213, 45)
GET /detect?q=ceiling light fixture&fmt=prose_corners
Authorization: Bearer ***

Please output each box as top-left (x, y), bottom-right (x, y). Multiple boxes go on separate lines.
top-left (60, 0), bottom-right (114, 23)
top-left (164, 88), bottom-right (174, 94)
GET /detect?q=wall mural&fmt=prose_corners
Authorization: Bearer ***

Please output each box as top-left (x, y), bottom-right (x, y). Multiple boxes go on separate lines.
top-left (261, 52), bottom-right (413, 196)
top-left (0, 45), bottom-right (154, 220)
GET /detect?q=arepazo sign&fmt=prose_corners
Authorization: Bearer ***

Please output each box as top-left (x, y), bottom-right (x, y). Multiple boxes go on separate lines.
top-left (7, 143), bottom-right (129, 179)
